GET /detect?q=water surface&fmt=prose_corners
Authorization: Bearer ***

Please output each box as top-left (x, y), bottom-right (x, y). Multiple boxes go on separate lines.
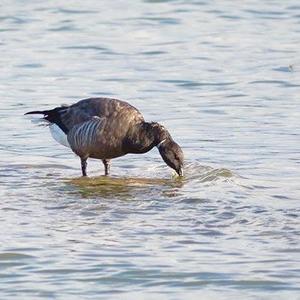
top-left (0, 0), bottom-right (300, 299)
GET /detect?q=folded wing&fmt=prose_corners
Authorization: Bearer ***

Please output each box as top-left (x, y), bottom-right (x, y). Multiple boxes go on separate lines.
top-left (67, 116), bottom-right (105, 158)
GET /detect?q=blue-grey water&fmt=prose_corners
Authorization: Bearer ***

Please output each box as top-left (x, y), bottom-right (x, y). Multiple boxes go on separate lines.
top-left (1, 1), bottom-right (300, 299)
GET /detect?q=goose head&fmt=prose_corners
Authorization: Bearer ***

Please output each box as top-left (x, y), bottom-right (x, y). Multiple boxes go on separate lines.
top-left (157, 138), bottom-right (184, 176)
top-left (146, 122), bottom-right (184, 176)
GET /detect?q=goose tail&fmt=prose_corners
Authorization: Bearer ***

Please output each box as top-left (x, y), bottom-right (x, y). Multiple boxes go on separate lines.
top-left (25, 107), bottom-right (69, 134)
top-left (25, 110), bottom-right (51, 115)
top-left (25, 107), bottom-right (70, 147)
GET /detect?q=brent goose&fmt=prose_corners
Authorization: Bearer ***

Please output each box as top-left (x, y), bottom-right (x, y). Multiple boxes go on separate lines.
top-left (25, 98), bottom-right (184, 177)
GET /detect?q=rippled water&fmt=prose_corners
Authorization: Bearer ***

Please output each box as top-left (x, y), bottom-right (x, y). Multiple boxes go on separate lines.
top-left (1, 1), bottom-right (300, 299)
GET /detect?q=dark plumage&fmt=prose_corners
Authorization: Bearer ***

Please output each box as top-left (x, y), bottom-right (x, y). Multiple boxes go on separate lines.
top-left (25, 97), bottom-right (184, 177)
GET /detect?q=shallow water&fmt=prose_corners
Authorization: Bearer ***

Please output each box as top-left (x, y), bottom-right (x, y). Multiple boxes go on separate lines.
top-left (1, 0), bottom-right (300, 299)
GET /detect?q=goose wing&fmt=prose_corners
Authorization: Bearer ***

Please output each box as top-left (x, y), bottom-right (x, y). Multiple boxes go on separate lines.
top-left (59, 98), bottom-right (144, 133)
top-left (26, 98), bottom-right (144, 134)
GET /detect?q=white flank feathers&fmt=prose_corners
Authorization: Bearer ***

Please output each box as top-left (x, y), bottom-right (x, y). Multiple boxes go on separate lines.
top-left (49, 124), bottom-right (70, 148)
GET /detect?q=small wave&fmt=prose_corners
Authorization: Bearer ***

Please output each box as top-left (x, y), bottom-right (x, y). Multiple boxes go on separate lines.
top-left (1, 163), bottom-right (74, 171)
top-left (183, 162), bottom-right (235, 183)
top-left (0, 252), bottom-right (35, 261)
top-left (28, 163), bottom-right (73, 170)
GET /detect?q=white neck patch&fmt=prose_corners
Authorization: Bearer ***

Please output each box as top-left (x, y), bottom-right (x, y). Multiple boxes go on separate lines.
top-left (157, 139), bottom-right (166, 149)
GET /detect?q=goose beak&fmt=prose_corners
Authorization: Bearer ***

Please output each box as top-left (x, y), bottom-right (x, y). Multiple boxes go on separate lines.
top-left (177, 167), bottom-right (183, 177)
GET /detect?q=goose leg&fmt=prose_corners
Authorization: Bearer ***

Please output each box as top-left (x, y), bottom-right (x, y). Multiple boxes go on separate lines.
top-left (102, 159), bottom-right (111, 176)
top-left (81, 158), bottom-right (87, 177)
